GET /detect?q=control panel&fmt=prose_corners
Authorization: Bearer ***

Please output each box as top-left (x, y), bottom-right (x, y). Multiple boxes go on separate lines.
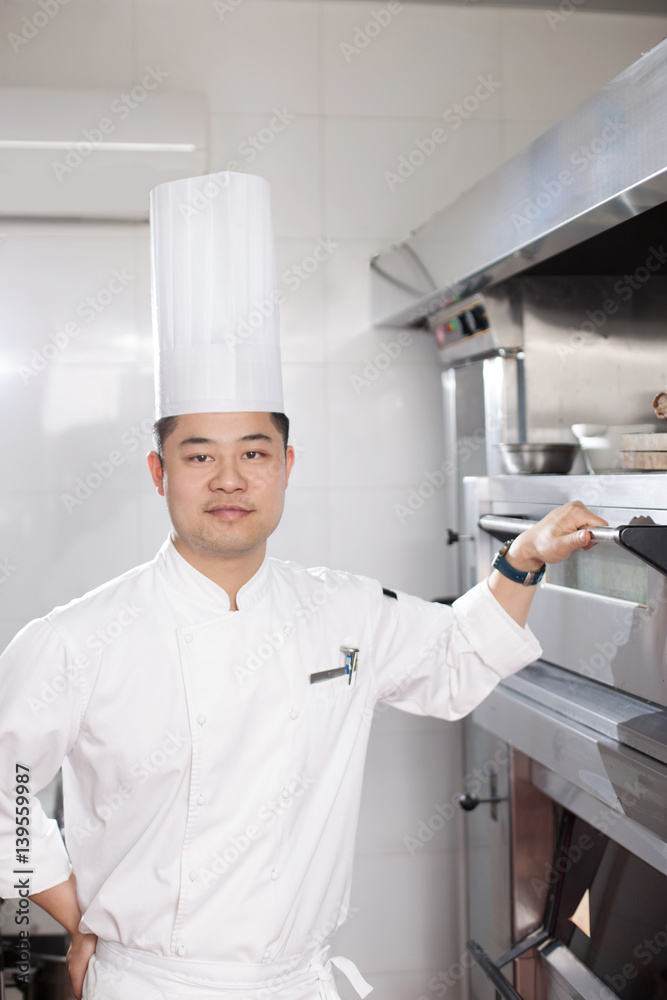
top-left (432, 301), bottom-right (490, 349)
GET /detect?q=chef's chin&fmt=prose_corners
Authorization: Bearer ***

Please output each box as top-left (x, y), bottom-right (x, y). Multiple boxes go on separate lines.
top-left (175, 511), bottom-right (280, 561)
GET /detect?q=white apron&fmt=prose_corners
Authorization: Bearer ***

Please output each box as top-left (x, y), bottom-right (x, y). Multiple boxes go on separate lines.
top-left (83, 942), bottom-right (373, 1000)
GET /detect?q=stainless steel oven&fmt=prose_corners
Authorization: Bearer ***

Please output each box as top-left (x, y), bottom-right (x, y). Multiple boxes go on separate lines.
top-left (459, 473), bottom-right (667, 1000)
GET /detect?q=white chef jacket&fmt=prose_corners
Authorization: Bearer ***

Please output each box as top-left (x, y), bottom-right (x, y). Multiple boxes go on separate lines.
top-left (0, 535), bottom-right (542, 988)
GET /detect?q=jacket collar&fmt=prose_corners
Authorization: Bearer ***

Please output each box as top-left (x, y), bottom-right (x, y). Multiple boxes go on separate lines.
top-left (156, 534), bottom-right (273, 614)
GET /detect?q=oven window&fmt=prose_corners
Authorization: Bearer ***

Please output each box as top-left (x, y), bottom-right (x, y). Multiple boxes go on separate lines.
top-left (552, 813), bottom-right (667, 998)
top-left (545, 544), bottom-right (648, 605)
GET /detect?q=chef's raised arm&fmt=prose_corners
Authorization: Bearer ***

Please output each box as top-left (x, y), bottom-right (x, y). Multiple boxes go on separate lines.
top-left (368, 579), bottom-right (543, 720)
top-left (368, 500), bottom-right (606, 720)
top-left (0, 616), bottom-right (87, 898)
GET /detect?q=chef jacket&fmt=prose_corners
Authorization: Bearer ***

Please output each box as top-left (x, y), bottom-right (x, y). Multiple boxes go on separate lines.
top-left (0, 535), bottom-right (542, 970)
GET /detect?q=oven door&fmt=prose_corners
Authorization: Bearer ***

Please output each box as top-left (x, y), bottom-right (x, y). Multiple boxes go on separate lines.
top-left (461, 474), bottom-right (667, 999)
top-left (464, 477), bottom-right (667, 708)
top-left (464, 676), bottom-right (667, 1000)
top-left (467, 790), bottom-right (667, 1000)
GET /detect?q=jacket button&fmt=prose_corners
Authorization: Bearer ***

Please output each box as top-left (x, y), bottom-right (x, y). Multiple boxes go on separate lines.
top-left (281, 786), bottom-right (290, 799)
top-left (189, 870), bottom-right (197, 881)
top-left (184, 633), bottom-right (193, 644)
top-left (197, 714), bottom-right (207, 726)
top-left (270, 868), bottom-right (280, 880)
top-left (263, 949), bottom-right (271, 960)
top-left (196, 794), bottom-right (206, 806)
top-left (289, 708), bottom-right (299, 720)
top-left (176, 945), bottom-right (187, 957)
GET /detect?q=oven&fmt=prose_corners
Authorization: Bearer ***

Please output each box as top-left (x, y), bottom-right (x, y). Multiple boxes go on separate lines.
top-left (458, 472), bottom-right (667, 1000)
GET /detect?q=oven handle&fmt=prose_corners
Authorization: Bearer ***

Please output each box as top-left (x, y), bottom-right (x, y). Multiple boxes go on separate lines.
top-left (465, 940), bottom-right (526, 1000)
top-left (478, 515), bottom-right (667, 577)
top-left (478, 515), bottom-right (619, 540)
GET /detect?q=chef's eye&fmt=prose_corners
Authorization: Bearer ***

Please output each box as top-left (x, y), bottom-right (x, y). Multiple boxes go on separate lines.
top-left (244, 450), bottom-right (261, 459)
top-left (189, 454), bottom-right (211, 463)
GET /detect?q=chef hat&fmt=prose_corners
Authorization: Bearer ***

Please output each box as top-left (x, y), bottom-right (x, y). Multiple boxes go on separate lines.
top-left (150, 171), bottom-right (284, 419)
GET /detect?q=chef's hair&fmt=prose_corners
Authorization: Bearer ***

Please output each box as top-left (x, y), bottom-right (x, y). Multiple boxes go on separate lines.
top-left (152, 413), bottom-right (290, 466)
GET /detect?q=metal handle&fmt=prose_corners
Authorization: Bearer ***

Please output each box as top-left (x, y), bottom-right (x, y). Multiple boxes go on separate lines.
top-left (478, 514), bottom-right (667, 578)
top-left (466, 940), bottom-right (526, 1000)
top-left (459, 769), bottom-right (503, 820)
top-left (478, 514), bottom-right (617, 541)
top-left (458, 793), bottom-right (505, 811)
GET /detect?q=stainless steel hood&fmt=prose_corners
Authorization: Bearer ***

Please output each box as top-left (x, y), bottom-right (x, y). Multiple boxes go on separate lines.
top-left (371, 36), bottom-right (667, 328)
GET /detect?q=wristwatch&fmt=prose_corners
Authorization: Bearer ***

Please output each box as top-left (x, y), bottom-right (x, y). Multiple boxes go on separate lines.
top-left (492, 539), bottom-right (546, 586)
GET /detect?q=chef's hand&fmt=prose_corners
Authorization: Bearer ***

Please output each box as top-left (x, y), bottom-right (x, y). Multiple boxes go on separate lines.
top-left (505, 500), bottom-right (609, 571)
top-left (488, 501), bottom-right (608, 628)
top-left (66, 930), bottom-right (97, 1000)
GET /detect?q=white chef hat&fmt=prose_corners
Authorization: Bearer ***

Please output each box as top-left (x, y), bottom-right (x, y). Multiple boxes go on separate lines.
top-left (150, 171), bottom-right (284, 420)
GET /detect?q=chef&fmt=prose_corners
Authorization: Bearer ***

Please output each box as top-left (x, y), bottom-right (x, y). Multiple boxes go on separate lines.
top-left (0, 171), bottom-right (607, 1000)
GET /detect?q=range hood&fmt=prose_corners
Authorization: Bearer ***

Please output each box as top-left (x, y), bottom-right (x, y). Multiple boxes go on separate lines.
top-left (371, 36), bottom-right (667, 328)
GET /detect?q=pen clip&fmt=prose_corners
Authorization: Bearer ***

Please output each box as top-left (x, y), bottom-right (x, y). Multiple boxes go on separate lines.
top-left (340, 646), bottom-right (359, 686)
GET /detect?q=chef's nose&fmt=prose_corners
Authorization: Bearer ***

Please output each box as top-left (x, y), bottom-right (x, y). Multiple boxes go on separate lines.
top-left (208, 457), bottom-right (247, 491)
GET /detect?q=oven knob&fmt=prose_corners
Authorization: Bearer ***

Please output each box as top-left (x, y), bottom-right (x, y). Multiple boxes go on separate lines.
top-left (470, 305), bottom-right (489, 332)
top-left (459, 311), bottom-right (475, 336)
top-left (458, 793), bottom-right (505, 811)
top-left (446, 529), bottom-right (473, 545)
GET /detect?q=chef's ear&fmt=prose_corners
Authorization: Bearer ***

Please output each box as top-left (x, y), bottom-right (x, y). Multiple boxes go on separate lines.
top-left (284, 445), bottom-right (295, 486)
top-left (147, 451), bottom-right (166, 495)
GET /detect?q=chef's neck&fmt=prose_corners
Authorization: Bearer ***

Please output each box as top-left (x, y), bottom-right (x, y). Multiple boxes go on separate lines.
top-left (170, 533), bottom-right (265, 611)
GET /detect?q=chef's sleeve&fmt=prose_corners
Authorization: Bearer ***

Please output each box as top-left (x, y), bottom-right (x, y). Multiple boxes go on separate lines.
top-left (0, 617), bottom-right (86, 897)
top-left (369, 577), bottom-right (543, 720)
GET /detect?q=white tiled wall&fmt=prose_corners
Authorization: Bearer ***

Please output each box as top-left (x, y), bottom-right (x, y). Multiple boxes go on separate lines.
top-left (1, 2), bottom-right (666, 997)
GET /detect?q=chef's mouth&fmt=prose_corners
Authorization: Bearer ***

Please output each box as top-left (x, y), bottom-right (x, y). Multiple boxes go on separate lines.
top-left (205, 506), bottom-right (254, 520)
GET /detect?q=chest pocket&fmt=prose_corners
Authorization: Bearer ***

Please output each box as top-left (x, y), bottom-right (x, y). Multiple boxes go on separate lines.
top-left (306, 641), bottom-right (361, 705)
top-left (307, 669), bottom-right (353, 706)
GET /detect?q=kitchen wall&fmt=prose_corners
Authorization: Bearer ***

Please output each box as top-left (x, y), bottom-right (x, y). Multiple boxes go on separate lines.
top-left (1, 2), bottom-right (666, 998)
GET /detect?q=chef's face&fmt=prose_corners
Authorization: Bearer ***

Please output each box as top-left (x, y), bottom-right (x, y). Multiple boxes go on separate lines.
top-left (147, 412), bottom-right (294, 563)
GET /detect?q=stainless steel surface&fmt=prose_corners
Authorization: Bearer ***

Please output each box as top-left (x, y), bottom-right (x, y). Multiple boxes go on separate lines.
top-left (478, 513), bottom-right (619, 542)
top-left (530, 758), bottom-right (667, 879)
top-left (371, 38), bottom-right (667, 327)
top-left (539, 940), bottom-right (617, 1000)
top-left (464, 473), bottom-right (667, 1000)
top-left (472, 682), bottom-right (667, 875)
top-left (462, 723), bottom-right (514, 1000)
top-left (510, 750), bottom-right (554, 943)
top-left (437, 330), bottom-right (514, 368)
top-left (497, 444), bottom-right (578, 476)
top-left (472, 471), bottom-right (667, 509)
top-left (466, 940), bottom-right (523, 1000)
top-left (479, 514), bottom-right (541, 534)
top-left (573, 525), bottom-right (619, 542)
top-left (468, 476), bottom-right (667, 706)
top-left (504, 663), bottom-right (667, 765)
top-left (442, 277), bottom-right (667, 442)
top-left (434, 289), bottom-right (524, 367)
top-left (438, 274), bottom-right (667, 596)
top-left (441, 353), bottom-right (515, 592)
top-left (519, 277), bottom-right (667, 442)
top-left (440, 304), bottom-right (525, 593)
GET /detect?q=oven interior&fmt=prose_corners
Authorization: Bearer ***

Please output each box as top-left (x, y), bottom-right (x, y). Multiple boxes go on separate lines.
top-left (463, 724), bottom-right (667, 1000)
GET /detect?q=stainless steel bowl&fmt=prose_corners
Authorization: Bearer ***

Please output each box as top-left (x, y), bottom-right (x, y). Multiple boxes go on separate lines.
top-left (497, 443), bottom-right (578, 475)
